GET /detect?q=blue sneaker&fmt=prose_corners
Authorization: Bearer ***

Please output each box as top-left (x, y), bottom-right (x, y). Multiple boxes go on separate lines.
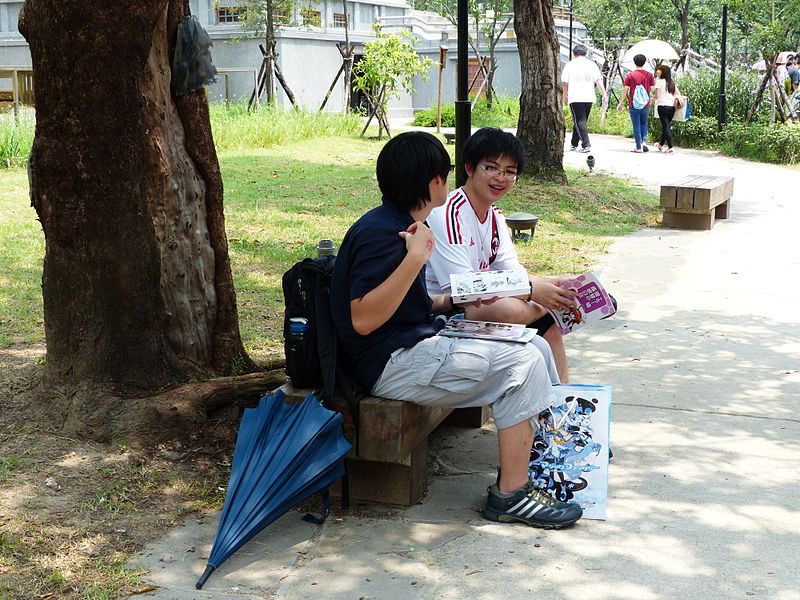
top-left (483, 480), bottom-right (582, 529)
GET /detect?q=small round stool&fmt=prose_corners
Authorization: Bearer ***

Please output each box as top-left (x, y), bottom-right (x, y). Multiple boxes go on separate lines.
top-left (505, 212), bottom-right (540, 243)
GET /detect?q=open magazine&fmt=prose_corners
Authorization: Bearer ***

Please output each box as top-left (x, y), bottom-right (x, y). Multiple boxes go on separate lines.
top-left (438, 317), bottom-right (537, 343)
top-left (450, 268), bottom-right (529, 304)
top-left (548, 272), bottom-right (616, 335)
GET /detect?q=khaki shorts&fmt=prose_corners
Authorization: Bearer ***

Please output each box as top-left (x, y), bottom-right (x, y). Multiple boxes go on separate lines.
top-left (371, 335), bottom-right (556, 430)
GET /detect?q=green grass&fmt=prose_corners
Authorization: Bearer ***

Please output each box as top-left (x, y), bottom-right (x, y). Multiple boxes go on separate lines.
top-left (0, 456), bottom-right (25, 482)
top-left (0, 109), bottom-right (35, 168)
top-left (0, 130), bottom-right (659, 356)
top-left (210, 103), bottom-right (363, 150)
top-left (0, 168), bottom-right (45, 345)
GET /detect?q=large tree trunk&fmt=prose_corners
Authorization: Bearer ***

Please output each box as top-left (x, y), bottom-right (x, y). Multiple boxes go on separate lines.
top-left (513, 0), bottom-right (566, 183)
top-left (19, 0), bottom-right (256, 418)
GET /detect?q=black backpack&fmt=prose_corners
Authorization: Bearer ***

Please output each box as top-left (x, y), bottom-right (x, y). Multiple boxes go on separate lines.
top-left (172, 15), bottom-right (218, 96)
top-left (281, 255), bottom-right (359, 426)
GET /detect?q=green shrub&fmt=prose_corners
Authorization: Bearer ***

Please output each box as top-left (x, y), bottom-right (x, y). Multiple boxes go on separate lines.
top-left (412, 96), bottom-right (519, 128)
top-left (717, 121), bottom-right (800, 163)
top-left (472, 96), bottom-right (519, 127)
top-left (671, 116), bottom-right (721, 148)
top-left (677, 69), bottom-right (770, 123)
top-left (645, 115), bottom-right (720, 149)
top-left (412, 102), bottom-right (455, 127)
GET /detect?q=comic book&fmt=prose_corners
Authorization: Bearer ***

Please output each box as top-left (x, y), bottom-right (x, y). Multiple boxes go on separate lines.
top-left (438, 317), bottom-right (537, 343)
top-left (547, 272), bottom-right (616, 335)
top-left (529, 384), bottom-right (611, 520)
top-left (449, 269), bottom-right (529, 304)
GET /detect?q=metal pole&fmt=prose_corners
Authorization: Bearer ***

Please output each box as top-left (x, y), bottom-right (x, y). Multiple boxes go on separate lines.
top-left (455, 0), bottom-right (471, 187)
top-left (718, 3), bottom-right (728, 132)
top-left (437, 45), bottom-right (448, 133)
top-left (569, 0), bottom-right (574, 54)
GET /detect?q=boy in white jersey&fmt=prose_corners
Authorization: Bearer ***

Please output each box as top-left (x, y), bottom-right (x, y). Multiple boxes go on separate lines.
top-left (426, 128), bottom-right (577, 382)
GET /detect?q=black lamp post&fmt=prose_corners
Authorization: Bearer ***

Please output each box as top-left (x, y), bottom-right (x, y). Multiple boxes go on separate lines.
top-left (455, 0), bottom-right (471, 187)
top-left (718, 3), bottom-right (728, 132)
top-left (569, 0), bottom-right (574, 53)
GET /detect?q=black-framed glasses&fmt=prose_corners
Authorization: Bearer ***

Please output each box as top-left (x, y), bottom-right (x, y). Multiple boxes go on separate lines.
top-left (479, 162), bottom-right (518, 181)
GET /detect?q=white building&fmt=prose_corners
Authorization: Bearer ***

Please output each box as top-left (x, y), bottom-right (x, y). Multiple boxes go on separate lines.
top-left (0, 0), bottom-right (590, 118)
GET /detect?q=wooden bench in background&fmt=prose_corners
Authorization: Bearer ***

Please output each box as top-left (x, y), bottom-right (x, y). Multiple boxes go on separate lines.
top-left (660, 175), bottom-right (734, 230)
top-left (279, 383), bottom-right (489, 506)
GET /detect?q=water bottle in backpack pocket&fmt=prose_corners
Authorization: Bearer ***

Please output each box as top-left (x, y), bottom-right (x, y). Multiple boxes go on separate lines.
top-left (285, 317), bottom-right (322, 388)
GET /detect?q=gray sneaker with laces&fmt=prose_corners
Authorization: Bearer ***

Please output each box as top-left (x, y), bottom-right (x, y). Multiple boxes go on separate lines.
top-left (482, 480), bottom-right (582, 529)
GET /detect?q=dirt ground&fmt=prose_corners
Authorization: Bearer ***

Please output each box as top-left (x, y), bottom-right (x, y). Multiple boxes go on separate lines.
top-left (0, 344), bottom-right (239, 599)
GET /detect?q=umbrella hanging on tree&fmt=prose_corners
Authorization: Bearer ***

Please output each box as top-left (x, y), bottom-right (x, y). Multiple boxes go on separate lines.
top-left (196, 389), bottom-right (351, 589)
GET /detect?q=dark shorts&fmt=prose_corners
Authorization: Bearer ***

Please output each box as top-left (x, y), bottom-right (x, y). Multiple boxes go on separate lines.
top-left (528, 312), bottom-right (556, 335)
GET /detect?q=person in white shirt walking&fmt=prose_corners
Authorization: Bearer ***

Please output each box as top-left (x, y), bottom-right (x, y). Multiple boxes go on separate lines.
top-left (654, 64), bottom-right (680, 153)
top-left (561, 44), bottom-right (608, 153)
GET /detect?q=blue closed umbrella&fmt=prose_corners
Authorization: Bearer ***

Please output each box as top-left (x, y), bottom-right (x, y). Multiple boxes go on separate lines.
top-left (196, 390), bottom-right (351, 589)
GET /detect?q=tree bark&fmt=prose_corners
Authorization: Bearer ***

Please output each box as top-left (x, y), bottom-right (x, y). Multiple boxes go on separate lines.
top-left (19, 0), bottom-right (255, 400)
top-left (513, 0), bottom-right (566, 183)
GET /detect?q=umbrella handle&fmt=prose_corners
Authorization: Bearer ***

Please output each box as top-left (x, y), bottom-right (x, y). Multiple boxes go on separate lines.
top-left (196, 564), bottom-right (216, 589)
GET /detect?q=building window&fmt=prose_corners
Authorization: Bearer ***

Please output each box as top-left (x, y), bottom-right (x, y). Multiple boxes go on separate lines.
top-left (302, 10), bottom-right (321, 27)
top-left (216, 7), bottom-right (245, 24)
top-left (333, 13), bottom-right (347, 28)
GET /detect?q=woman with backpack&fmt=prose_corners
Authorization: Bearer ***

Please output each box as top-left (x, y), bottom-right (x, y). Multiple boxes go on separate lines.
top-left (617, 54), bottom-right (655, 153)
top-left (654, 65), bottom-right (680, 153)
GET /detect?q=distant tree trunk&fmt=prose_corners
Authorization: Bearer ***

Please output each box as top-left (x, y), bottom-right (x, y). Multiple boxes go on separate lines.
top-left (265, 0), bottom-right (276, 104)
top-left (19, 1), bottom-right (256, 409)
top-left (513, 0), bottom-right (566, 183)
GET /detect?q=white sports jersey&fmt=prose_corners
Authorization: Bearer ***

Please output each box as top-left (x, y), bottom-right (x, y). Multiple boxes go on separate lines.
top-left (426, 187), bottom-right (524, 294)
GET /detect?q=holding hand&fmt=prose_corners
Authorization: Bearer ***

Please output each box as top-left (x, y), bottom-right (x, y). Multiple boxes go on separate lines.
top-left (531, 280), bottom-right (578, 311)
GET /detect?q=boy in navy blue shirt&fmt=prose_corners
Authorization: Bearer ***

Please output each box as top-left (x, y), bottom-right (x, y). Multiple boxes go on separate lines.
top-left (331, 131), bottom-right (582, 529)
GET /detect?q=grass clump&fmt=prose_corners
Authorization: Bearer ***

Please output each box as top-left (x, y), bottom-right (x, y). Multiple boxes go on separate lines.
top-left (210, 102), bottom-right (363, 150)
top-left (0, 109), bottom-right (35, 168)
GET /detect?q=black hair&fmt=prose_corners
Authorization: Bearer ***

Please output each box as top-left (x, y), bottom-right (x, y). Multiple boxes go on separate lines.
top-left (658, 64), bottom-right (676, 95)
top-left (573, 44), bottom-right (588, 56)
top-left (462, 127), bottom-right (526, 175)
top-left (376, 131), bottom-right (451, 213)
top-left (633, 54), bottom-right (646, 67)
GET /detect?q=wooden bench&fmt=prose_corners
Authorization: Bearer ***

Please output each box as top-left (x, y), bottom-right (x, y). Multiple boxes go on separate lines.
top-left (660, 175), bottom-right (734, 230)
top-left (279, 383), bottom-right (489, 505)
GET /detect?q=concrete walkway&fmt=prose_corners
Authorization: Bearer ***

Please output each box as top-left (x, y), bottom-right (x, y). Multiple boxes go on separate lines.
top-left (128, 134), bottom-right (800, 600)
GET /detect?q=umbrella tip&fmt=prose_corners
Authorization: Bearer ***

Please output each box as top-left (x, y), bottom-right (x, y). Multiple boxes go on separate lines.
top-left (196, 564), bottom-right (216, 589)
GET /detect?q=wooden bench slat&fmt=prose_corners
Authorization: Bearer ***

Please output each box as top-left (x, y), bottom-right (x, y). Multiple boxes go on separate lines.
top-left (660, 175), bottom-right (714, 209)
top-left (691, 176), bottom-right (734, 211)
top-left (357, 397), bottom-right (452, 463)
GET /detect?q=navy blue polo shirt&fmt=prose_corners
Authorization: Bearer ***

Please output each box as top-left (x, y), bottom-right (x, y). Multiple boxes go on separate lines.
top-left (331, 200), bottom-right (440, 393)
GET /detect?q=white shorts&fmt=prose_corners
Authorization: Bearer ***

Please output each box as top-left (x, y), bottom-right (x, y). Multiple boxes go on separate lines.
top-left (371, 335), bottom-right (557, 430)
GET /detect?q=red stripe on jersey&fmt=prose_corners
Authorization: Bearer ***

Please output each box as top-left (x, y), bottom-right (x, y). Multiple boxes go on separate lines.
top-left (446, 191), bottom-right (469, 244)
